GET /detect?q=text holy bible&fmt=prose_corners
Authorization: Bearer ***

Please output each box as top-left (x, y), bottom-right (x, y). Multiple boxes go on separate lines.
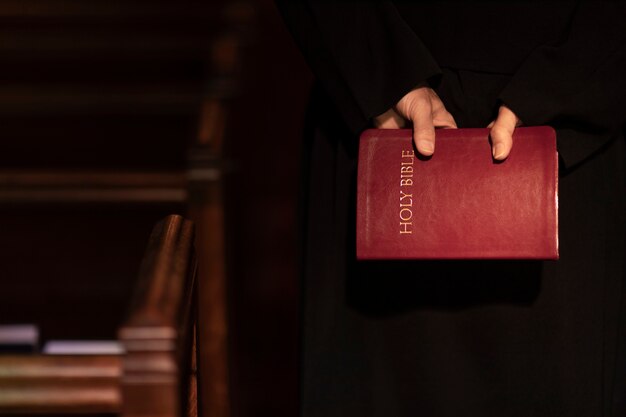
top-left (356, 127), bottom-right (559, 260)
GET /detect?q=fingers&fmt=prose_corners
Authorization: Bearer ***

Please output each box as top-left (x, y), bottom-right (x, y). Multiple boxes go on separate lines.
top-left (374, 108), bottom-right (406, 129)
top-left (489, 105), bottom-right (520, 160)
top-left (394, 85), bottom-right (458, 157)
top-left (432, 108), bottom-right (457, 129)
top-left (430, 93), bottom-right (457, 129)
top-left (396, 87), bottom-right (435, 156)
top-left (410, 95), bottom-right (436, 156)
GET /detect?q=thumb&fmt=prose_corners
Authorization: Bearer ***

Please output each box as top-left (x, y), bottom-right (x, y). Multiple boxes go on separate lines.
top-left (489, 105), bottom-right (520, 160)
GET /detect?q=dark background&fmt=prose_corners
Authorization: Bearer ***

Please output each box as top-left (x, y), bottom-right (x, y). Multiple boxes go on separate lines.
top-left (224, 1), bottom-right (311, 416)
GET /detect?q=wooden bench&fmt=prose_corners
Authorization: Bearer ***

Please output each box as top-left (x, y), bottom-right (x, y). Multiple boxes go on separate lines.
top-left (0, 214), bottom-right (199, 417)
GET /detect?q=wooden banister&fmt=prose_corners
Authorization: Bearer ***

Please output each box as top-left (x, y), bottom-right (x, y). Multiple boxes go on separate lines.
top-left (119, 214), bottom-right (198, 417)
top-left (122, 215), bottom-right (195, 328)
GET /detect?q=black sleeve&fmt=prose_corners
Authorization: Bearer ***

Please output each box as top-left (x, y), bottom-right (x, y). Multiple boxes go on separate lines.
top-left (498, 2), bottom-right (626, 168)
top-left (275, 1), bottom-right (441, 134)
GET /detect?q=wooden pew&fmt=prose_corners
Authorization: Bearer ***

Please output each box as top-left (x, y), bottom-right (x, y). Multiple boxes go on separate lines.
top-left (0, 214), bottom-right (198, 417)
top-left (0, 1), bottom-right (255, 415)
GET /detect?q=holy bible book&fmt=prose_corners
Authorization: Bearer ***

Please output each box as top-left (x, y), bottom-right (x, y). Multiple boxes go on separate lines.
top-left (356, 127), bottom-right (558, 260)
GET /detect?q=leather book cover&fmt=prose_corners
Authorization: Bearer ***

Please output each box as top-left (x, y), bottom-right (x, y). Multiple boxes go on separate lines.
top-left (356, 127), bottom-right (559, 260)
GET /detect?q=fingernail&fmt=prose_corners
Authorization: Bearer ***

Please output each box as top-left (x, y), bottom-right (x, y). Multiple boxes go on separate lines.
top-left (418, 140), bottom-right (434, 155)
top-left (493, 144), bottom-right (505, 159)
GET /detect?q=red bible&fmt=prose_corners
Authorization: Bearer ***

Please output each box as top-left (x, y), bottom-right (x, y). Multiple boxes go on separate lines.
top-left (356, 127), bottom-right (559, 260)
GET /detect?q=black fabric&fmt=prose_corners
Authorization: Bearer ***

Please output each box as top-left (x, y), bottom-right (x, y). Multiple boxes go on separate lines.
top-left (278, 1), bottom-right (626, 167)
top-left (277, 2), bottom-right (626, 416)
top-left (496, 2), bottom-right (626, 168)
top-left (278, 2), bottom-right (442, 134)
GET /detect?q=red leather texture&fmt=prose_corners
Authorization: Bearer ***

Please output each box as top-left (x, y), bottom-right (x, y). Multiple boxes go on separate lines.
top-left (356, 127), bottom-right (559, 260)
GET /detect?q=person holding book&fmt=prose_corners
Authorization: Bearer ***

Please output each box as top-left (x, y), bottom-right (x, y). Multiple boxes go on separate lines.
top-left (277, 2), bottom-right (626, 416)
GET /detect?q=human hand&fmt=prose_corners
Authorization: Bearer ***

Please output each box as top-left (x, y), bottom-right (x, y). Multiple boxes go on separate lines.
top-left (374, 84), bottom-right (457, 156)
top-left (487, 105), bottom-right (522, 161)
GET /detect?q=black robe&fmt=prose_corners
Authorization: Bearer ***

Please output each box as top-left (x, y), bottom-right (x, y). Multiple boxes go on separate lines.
top-left (277, 2), bottom-right (626, 416)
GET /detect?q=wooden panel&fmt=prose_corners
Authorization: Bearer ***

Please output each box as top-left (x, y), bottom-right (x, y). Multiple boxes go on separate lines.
top-left (0, 1), bottom-right (230, 58)
top-left (0, 0), bottom-right (225, 17)
top-left (0, 170), bottom-right (186, 204)
top-left (0, 355), bottom-right (122, 413)
top-left (0, 85), bottom-right (202, 115)
top-left (0, 115), bottom-right (194, 170)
